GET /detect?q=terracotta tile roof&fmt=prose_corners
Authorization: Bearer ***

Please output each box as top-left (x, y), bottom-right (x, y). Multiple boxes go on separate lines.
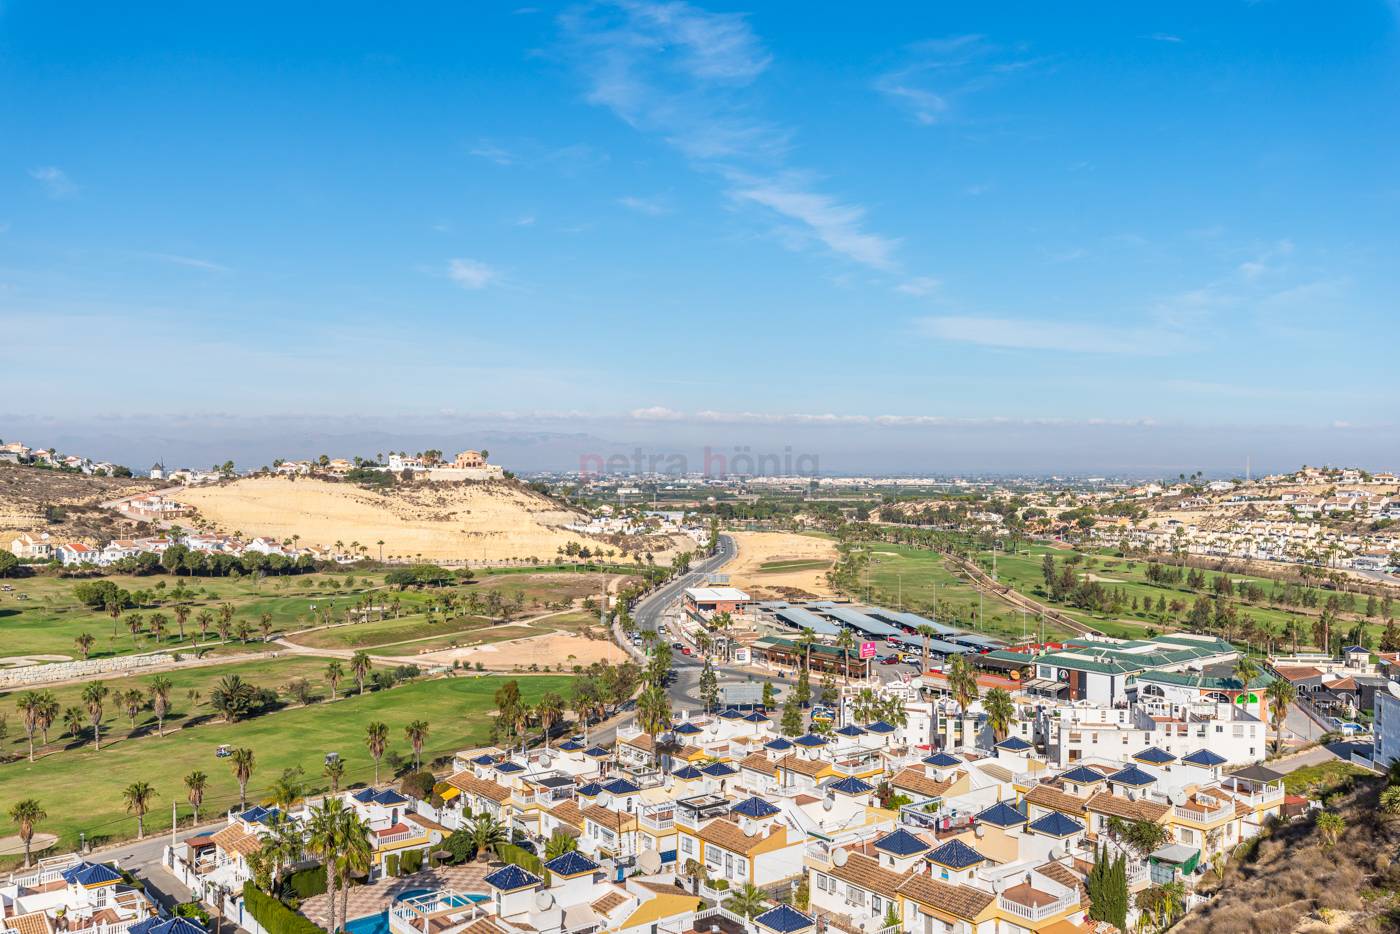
top-left (445, 773), bottom-right (511, 804)
top-left (4, 911), bottom-right (55, 934)
top-left (896, 873), bottom-right (995, 920)
top-left (623, 734), bottom-right (655, 752)
top-left (1001, 882), bottom-right (1059, 909)
top-left (1085, 791), bottom-right (1169, 823)
top-left (211, 824), bottom-right (261, 856)
top-left (890, 767), bottom-right (956, 798)
top-left (1035, 861), bottom-right (1088, 900)
top-left (698, 818), bottom-right (771, 855)
top-left (460, 919), bottom-right (509, 934)
top-left (776, 754), bottom-right (829, 778)
top-left (1024, 783), bottom-right (1089, 816)
top-left (636, 881), bottom-right (691, 897)
top-left (549, 800), bottom-right (584, 829)
top-left (1273, 666), bottom-right (1323, 681)
top-left (582, 804), bottom-right (637, 833)
top-left (591, 892), bottom-right (629, 915)
top-left (740, 752), bottom-right (776, 773)
top-left (828, 852), bottom-right (903, 900)
top-left (977, 763), bottom-right (1014, 783)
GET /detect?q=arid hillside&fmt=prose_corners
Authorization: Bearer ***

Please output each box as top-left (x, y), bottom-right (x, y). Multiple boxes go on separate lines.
top-left (725, 530), bottom-right (838, 599)
top-left (168, 475), bottom-right (677, 563)
top-left (0, 463), bottom-right (159, 544)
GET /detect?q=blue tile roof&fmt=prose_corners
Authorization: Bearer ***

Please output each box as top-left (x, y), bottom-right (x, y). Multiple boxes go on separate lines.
top-left (371, 790), bottom-right (408, 805)
top-left (995, 736), bottom-right (1033, 751)
top-left (1028, 812), bottom-right (1084, 838)
top-left (743, 712), bottom-right (770, 722)
top-left (238, 805), bottom-right (279, 824)
top-left (543, 850), bottom-right (600, 876)
top-left (1133, 746), bottom-right (1178, 765)
top-left (351, 789), bottom-right (377, 803)
top-left (827, 776), bottom-right (874, 795)
top-left (873, 828), bottom-right (932, 857)
top-left (130, 919), bottom-right (207, 934)
top-left (674, 722), bottom-right (704, 735)
top-left (671, 766), bottom-right (704, 780)
top-left (925, 839), bottom-right (987, 870)
top-left (557, 740), bottom-right (584, 751)
top-left (61, 862), bottom-right (123, 887)
top-left (732, 796), bottom-right (782, 818)
top-left (1108, 765), bottom-right (1158, 787)
top-left (702, 762), bottom-right (738, 777)
top-left (754, 905), bottom-right (815, 934)
top-left (483, 864), bottom-right (541, 891)
top-left (922, 752), bottom-right (962, 768)
top-left (576, 782), bottom-right (604, 796)
top-left (1059, 766), bottom-right (1108, 785)
top-left (793, 734), bottom-right (828, 747)
top-left (1181, 749), bottom-right (1228, 767)
top-left (471, 754), bottom-right (496, 765)
top-left (834, 725), bottom-right (866, 736)
top-left (976, 801), bottom-right (1027, 827)
top-left (764, 738), bottom-right (794, 750)
top-left (584, 746), bottom-right (611, 757)
top-left (602, 779), bottom-right (641, 795)
top-left (864, 721), bottom-right (897, 734)
top-left (495, 761), bottom-right (525, 774)
top-left (720, 708), bottom-right (745, 720)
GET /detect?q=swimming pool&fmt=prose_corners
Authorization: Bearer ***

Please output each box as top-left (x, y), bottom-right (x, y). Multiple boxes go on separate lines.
top-left (345, 891), bottom-right (488, 934)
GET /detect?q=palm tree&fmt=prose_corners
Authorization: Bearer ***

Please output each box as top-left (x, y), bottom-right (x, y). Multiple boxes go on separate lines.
top-left (326, 661), bottom-right (344, 700)
top-left (35, 691), bottom-right (58, 746)
top-left (8, 799), bottom-right (46, 868)
top-left (148, 676), bottom-right (173, 737)
top-left (185, 771), bottom-right (208, 823)
top-left (17, 691), bottom-right (45, 761)
top-left (306, 799), bottom-right (346, 934)
top-left (231, 747), bottom-right (256, 808)
top-left (469, 813), bottom-right (507, 861)
top-left (122, 782), bottom-right (157, 839)
top-left (544, 830), bottom-right (578, 860)
top-left (946, 655), bottom-right (979, 719)
top-left (1380, 786), bottom-right (1400, 819)
top-left (82, 683), bottom-right (109, 751)
top-left (1265, 678), bottom-right (1297, 754)
top-left (197, 610), bottom-right (214, 642)
top-left (1316, 811), bottom-right (1345, 847)
top-left (74, 632), bottom-right (95, 660)
top-left (404, 720), bottom-right (430, 771)
top-left (334, 809), bottom-right (373, 928)
top-left (916, 624), bottom-right (938, 674)
top-left (351, 651), bottom-right (372, 695)
top-left (835, 627), bottom-right (856, 682)
top-left (636, 683), bottom-right (672, 770)
top-left (259, 612), bottom-right (274, 642)
top-left (724, 882), bottom-right (770, 919)
top-left (210, 675), bottom-right (256, 722)
top-left (1233, 655), bottom-right (1261, 708)
top-left (796, 629), bottom-right (816, 676)
top-left (365, 721), bottom-right (388, 784)
top-left (121, 688), bottom-right (145, 731)
top-left (62, 706), bottom-right (87, 742)
top-left (324, 757), bottom-right (346, 794)
top-left (174, 605), bottom-right (190, 641)
top-left (269, 769), bottom-right (305, 811)
top-left (536, 692), bottom-right (564, 749)
top-left (982, 687), bottom-right (1015, 742)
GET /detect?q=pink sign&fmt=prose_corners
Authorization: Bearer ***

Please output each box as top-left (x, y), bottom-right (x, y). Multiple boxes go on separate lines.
top-left (859, 641), bottom-right (877, 659)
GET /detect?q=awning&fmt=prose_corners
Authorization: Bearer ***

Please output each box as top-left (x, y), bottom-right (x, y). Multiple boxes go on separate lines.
top-left (438, 786), bottom-right (461, 801)
top-left (1024, 678), bottom-right (1067, 694)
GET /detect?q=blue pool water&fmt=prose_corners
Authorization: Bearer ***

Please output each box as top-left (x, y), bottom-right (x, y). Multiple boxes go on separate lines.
top-left (345, 891), bottom-right (488, 934)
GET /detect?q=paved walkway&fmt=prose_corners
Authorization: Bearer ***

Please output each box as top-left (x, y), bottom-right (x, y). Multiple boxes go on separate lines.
top-left (301, 863), bottom-right (492, 926)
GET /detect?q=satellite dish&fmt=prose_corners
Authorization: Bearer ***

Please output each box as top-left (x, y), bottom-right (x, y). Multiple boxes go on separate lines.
top-left (1169, 788), bottom-right (1187, 807)
top-left (974, 824), bottom-right (986, 839)
top-left (539, 753), bottom-right (553, 767)
top-left (638, 850), bottom-right (662, 874)
top-left (832, 850), bottom-right (849, 867)
top-left (534, 892), bottom-right (555, 911)
top-left (822, 798), bottom-right (834, 812)
top-left (1388, 681), bottom-right (1400, 700)
top-left (597, 792), bottom-right (613, 809)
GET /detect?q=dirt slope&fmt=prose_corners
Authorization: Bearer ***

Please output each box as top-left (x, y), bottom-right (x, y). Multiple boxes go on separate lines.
top-left (0, 463), bottom-right (159, 544)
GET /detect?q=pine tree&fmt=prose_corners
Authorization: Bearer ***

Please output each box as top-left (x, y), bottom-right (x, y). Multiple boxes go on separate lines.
top-left (1086, 847), bottom-right (1128, 930)
top-left (780, 693), bottom-right (803, 736)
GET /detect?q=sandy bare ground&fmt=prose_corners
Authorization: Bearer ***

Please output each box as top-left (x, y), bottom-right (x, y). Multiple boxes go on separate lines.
top-left (726, 531), bottom-right (837, 598)
top-left (168, 476), bottom-right (664, 563)
top-left (413, 631), bottom-right (625, 670)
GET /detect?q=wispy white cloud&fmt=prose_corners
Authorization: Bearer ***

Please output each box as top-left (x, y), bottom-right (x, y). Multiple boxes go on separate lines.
top-left (135, 252), bottom-right (230, 273)
top-left (447, 258), bottom-right (497, 289)
top-left (895, 276), bottom-right (941, 297)
top-left (1145, 32), bottom-right (1183, 43)
top-left (468, 142), bottom-right (514, 166)
top-left (875, 35), bottom-right (1046, 126)
top-left (30, 166), bottom-right (77, 199)
top-left (559, 0), bottom-right (899, 270)
top-left (618, 194), bottom-right (670, 216)
top-left (917, 315), bottom-right (1184, 355)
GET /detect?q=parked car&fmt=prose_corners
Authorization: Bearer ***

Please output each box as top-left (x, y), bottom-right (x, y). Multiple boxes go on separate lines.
top-left (879, 655), bottom-right (900, 665)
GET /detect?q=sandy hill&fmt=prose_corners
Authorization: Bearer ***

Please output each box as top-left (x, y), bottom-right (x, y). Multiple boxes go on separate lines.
top-left (168, 475), bottom-right (676, 563)
top-left (725, 531), bottom-right (837, 599)
top-left (0, 463), bottom-right (160, 544)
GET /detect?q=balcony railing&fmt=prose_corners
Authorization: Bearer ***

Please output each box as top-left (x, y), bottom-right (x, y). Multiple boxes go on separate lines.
top-left (377, 830), bottom-right (427, 847)
top-left (1173, 801), bottom-right (1232, 823)
top-left (998, 892), bottom-right (1077, 922)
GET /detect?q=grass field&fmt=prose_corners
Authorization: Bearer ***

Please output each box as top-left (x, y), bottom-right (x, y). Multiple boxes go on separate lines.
top-left (0, 672), bottom-right (577, 862)
top-left (855, 542), bottom-right (1077, 642)
top-left (756, 559), bottom-right (832, 573)
top-left (286, 615), bottom-right (495, 650)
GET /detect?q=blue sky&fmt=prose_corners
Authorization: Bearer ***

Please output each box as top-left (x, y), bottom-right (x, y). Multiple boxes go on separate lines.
top-left (3, 1), bottom-right (1399, 472)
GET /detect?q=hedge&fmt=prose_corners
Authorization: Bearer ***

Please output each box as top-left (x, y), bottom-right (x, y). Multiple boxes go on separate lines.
top-left (400, 850), bottom-right (423, 875)
top-left (282, 868), bottom-right (328, 901)
top-left (242, 882), bottom-right (328, 934)
top-left (495, 843), bottom-right (544, 878)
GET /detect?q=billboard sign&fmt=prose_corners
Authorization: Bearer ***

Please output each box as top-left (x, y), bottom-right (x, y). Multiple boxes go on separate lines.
top-left (859, 641), bottom-right (877, 659)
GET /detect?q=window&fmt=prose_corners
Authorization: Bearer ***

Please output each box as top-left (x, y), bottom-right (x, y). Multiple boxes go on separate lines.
top-left (680, 837), bottom-right (695, 855)
top-left (872, 897), bottom-right (883, 917)
top-left (847, 885), bottom-right (865, 907)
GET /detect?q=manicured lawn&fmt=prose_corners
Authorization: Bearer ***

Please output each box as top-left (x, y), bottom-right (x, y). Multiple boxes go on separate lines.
top-left (0, 673), bottom-right (577, 862)
top-left (855, 542), bottom-right (1077, 642)
top-left (757, 559), bottom-right (832, 573)
top-left (287, 615), bottom-right (495, 650)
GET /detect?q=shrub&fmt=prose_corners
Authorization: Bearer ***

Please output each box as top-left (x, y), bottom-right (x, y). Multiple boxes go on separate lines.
top-left (443, 831), bottom-right (474, 864)
top-left (495, 843), bottom-right (544, 877)
top-left (400, 850), bottom-right (423, 875)
top-left (242, 882), bottom-right (328, 934)
top-left (282, 867), bottom-right (328, 900)
top-left (385, 854), bottom-right (400, 877)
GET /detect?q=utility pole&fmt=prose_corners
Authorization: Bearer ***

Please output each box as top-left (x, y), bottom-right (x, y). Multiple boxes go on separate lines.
top-left (171, 798), bottom-right (178, 847)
